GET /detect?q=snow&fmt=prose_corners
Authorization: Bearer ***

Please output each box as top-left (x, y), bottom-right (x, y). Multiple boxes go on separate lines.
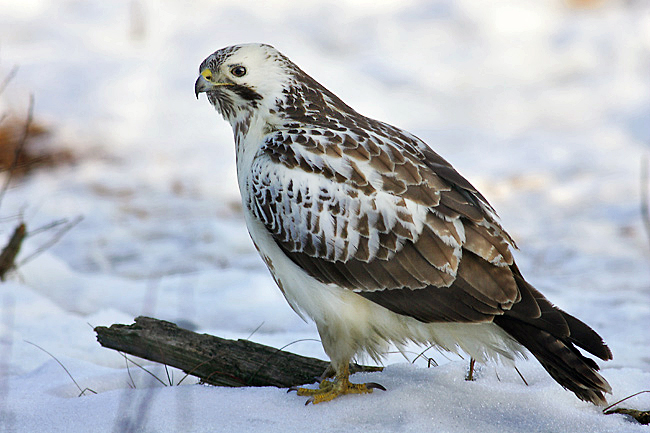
top-left (1, 0), bottom-right (649, 431)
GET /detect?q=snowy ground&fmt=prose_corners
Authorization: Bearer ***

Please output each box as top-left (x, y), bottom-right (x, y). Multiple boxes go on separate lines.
top-left (1, 0), bottom-right (649, 432)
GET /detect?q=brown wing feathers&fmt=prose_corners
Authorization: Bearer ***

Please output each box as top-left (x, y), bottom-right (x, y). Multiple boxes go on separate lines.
top-left (257, 119), bottom-right (612, 404)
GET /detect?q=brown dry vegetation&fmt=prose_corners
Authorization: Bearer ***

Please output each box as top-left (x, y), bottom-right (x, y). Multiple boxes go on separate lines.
top-left (0, 115), bottom-right (74, 178)
top-left (0, 103), bottom-right (77, 279)
top-left (566, 0), bottom-right (604, 8)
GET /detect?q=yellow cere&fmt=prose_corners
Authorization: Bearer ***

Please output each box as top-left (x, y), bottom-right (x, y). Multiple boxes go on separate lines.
top-left (200, 69), bottom-right (213, 81)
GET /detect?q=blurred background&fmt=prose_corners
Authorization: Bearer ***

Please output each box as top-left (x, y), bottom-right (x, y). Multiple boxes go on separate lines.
top-left (0, 0), bottom-right (649, 379)
top-left (1, 1), bottom-right (649, 431)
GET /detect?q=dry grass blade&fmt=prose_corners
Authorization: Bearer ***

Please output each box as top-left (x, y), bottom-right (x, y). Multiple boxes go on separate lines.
top-left (411, 345), bottom-right (435, 365)
top-left (466, 358), bottom-right (476, 381)
top-left (117, 352), bottom-right (168, 387)
top-left (603, 390), bottom-right (650, 412)
top-left (513, 365), bottom-right (528, 386)
top-left (123, 352), bottom-right (137, 389)
top-left (176, 359), bottom-right (212, 386)
top-left (603, 390), bottom-right (650, 425)
top-left (410, 344), bottom-right (453, 367)
top-left (24, 340), bottom-right (97, 396)
top-left (245, 321), bottom-right (265, 340)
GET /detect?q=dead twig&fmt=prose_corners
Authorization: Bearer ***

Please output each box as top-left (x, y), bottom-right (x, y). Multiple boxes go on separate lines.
top-left (0, 66), bottom-right (19, 97)
top-left (0, 95), bottom-right (33, 209)
top-left (0, 217), bottom-right (82, 281)
top-left (25, 218), bottom-right (71, 237)
top-left (0, 222), bottom-right (26, 281)
top-left (0, 95), bottom-right (33, 282)
top-left (18, 216), bottom-right (83, 266)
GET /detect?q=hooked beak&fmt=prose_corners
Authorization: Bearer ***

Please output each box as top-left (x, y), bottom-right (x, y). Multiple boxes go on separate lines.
top-left (195, 73), bottom-right (233, 99)
top-left (194, 74), bottom-right (211, 99)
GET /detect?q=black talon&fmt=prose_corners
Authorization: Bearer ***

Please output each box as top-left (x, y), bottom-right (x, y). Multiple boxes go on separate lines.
top-left (287, 386), bottom-right (299, 393)
top-left (366, 382), bottom-right (386, 391)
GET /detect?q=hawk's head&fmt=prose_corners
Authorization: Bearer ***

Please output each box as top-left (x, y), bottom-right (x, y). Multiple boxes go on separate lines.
top-left (195, 43), bottom-right (290, 123)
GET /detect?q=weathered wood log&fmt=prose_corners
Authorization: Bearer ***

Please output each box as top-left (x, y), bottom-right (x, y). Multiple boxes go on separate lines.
top-left (94, 316), bottom-right (382, 388)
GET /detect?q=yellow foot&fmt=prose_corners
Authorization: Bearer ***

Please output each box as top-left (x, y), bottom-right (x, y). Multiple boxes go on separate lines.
top-left (289, 376), bottom-right (386, 405)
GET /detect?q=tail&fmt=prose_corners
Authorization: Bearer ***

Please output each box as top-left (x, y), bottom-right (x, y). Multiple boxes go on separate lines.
top-left (494, 267), bottom-right (613, 405)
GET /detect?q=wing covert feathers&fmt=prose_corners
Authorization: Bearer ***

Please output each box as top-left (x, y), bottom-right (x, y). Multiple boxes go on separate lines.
top-left (248, 100), bottom-right (611, 405)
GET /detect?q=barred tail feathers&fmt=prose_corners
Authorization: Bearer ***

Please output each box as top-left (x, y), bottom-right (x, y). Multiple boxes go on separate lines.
top-left (494, 271), bottom-right (612, 405)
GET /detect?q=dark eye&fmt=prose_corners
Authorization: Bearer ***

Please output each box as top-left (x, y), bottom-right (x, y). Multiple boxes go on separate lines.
top-left (231, 66), bottom-right (247, 77)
